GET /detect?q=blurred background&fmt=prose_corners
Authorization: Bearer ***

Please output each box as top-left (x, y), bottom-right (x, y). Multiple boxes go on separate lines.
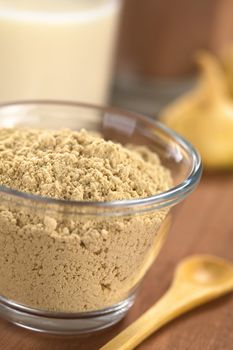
top-left (114, 0), bottom-right (233, 113)
top-left (0, 0), bottom-right (233, 167)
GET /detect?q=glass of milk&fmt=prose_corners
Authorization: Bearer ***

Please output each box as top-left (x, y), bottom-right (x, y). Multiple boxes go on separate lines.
top-left (0, 0), bottom-right (121, 104)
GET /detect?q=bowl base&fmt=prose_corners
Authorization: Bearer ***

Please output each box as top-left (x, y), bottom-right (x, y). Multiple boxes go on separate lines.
top-left (0, 293), bottom-right (136, 335)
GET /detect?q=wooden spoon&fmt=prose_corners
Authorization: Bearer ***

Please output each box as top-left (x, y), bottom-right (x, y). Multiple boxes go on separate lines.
top-left (101, 255), bottom-right (233, 350)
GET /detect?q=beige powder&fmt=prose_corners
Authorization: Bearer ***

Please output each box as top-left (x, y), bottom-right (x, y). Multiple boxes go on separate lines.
top-left (0, 128), bottom-right (172, 312)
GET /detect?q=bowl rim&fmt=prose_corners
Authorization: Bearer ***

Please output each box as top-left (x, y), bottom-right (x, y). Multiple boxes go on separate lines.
top-left (0, 100), bottom-right (202, 214)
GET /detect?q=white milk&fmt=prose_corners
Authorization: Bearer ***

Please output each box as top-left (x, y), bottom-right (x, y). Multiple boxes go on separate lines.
top-left (0, 0), bottom-right (120, 104)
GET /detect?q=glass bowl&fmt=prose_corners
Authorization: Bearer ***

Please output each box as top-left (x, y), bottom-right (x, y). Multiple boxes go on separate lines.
top-left (0, 101), bottom-right (202, 334)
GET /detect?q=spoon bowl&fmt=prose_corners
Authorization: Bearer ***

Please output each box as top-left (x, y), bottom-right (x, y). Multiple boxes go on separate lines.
top-left (175, 255), bottom-right (233, 289)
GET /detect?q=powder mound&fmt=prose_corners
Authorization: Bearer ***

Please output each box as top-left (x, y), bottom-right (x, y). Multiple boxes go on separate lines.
top-left (0, 128), bottom-right (171, 201)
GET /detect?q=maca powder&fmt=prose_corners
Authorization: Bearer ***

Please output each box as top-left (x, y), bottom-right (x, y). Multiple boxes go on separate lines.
top-left (0, 128), bottom-right (172, 312)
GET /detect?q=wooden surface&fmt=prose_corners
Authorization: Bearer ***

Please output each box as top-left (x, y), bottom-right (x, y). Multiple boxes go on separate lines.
top-left (0, 173), bottom-right (233, 350)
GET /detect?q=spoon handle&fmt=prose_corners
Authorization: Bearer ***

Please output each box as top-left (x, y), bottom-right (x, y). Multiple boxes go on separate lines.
top-left (100, 284), bottom-right (228, 350)
top-left (100, 289), bottom-right (187, 350)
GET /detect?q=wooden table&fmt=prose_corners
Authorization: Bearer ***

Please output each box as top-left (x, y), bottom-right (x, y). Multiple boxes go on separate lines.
top-left (0, 173), bottom-right (233, 350)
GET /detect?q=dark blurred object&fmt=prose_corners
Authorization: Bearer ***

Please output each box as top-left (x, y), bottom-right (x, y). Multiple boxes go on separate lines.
top-left (112, 0), bottom-right (233, 114)
top-left (117, 0), bottom-right (233, 78)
